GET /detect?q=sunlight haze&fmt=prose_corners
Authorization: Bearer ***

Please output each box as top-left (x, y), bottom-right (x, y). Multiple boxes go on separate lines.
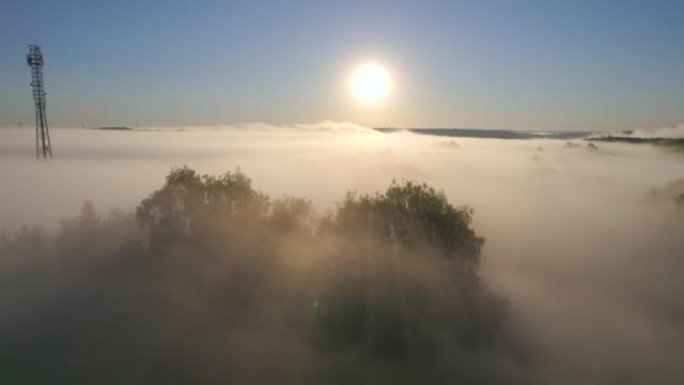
top-left (1, 1), bottom-right (683, 384)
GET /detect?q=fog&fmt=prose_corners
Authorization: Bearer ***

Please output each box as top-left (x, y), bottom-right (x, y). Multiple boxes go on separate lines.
top-left (624, 122), bottom-right (684, 138)
top-left (1, 123), bottom-right (683, 384)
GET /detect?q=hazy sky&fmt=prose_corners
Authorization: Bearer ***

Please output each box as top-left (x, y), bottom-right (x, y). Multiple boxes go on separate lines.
top-left (1, 0), bottom-right (683, 130)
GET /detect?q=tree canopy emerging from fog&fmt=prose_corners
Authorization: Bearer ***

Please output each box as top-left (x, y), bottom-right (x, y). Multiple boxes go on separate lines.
top-left (0, 167), bottom-right (527, 385)
top-left (136, 166), bottom-right (270, 251)
top-left (330, 180), bottom-right (484, 266)
top-left (136, 166), bottom-right (483, 265)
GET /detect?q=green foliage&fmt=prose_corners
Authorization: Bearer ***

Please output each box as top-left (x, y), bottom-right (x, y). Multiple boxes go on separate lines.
top-left (314, 181), bottom-right (494, 368)
top-left (136, 165), bottom-right (269, 251)
top-left (588, 136), bottom-right (684, 149)
top-left (330, 180), bottom-right (484, 267)
top-left (135, 167), bottom-right (483, 268)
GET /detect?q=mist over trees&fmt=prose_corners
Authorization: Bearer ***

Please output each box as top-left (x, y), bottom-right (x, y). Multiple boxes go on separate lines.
top-left (0, 167), bottom-right (529, 385)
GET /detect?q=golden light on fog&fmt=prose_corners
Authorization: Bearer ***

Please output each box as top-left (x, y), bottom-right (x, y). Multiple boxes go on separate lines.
top-left (349, 63), bottom-right (392, 103)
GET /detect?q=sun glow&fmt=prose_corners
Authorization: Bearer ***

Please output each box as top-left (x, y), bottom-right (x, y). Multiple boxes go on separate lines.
top-left (349, 63), bottom-right (392, 103)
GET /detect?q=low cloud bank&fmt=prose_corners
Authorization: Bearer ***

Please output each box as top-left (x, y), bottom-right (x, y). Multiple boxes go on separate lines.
top-left (1, 123), bottom-right (683, 384)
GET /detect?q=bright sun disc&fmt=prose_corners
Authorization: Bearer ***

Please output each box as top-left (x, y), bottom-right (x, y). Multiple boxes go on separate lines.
top-left (349, 64), bottom-right (392, 103)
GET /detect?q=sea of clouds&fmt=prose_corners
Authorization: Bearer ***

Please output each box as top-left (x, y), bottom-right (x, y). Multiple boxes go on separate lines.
top-left (1, 122), bottom-right (683, 384)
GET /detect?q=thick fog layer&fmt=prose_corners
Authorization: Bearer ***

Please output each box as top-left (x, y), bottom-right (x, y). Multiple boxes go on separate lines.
top-left (1, 124), bottom-right (683, 384)
top-left (1, 124), bottom-right (681, 230)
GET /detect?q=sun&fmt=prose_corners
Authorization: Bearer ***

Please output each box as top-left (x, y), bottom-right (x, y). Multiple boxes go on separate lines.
top-left (349, 63), bottom-right (392, 103)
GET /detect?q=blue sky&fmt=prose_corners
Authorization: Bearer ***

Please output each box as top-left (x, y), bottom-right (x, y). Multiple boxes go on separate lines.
top-left (1, 0), bottom-right (683, 130)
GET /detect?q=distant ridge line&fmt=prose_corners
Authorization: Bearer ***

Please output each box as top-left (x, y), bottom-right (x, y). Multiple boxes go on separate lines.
top-left (89, 126), bottom-right (133, 131)
top-left (374, 128), bottom-right (591, 140)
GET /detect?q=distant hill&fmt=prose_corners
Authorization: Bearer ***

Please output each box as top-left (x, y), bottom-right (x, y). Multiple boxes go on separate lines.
top-left (89, 126), bottom-right (133, 131)
top-left (375, 128), bottom-right (591, 140)
top-left (587, 136), bottom-right (684, 149)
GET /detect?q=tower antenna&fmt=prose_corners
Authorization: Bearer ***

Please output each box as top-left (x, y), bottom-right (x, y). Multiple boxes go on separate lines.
top-left (26, 45), bottom-right (52, 158)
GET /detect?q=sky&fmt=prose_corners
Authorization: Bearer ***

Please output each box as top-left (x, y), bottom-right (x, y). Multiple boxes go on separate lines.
top-left (1, 0), bottom-right (683, 131)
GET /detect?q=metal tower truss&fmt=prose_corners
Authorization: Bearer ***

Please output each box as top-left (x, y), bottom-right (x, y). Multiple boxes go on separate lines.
top-left (26, 44), bottom-right (52, 158)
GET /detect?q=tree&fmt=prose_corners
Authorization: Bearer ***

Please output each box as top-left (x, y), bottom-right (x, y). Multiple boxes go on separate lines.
top-left (135, 166), bottom-right (269, 252)
top-left (310, 179), bottom-right (506, 381)
top-left (0, 225), bottom-right (49, 260)
top-left (270, 196), bottom-right (316, 234)
top-left (329, 180), bottom-right (484, 268)
top-left (55, 201), bottom-right (141, 261)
